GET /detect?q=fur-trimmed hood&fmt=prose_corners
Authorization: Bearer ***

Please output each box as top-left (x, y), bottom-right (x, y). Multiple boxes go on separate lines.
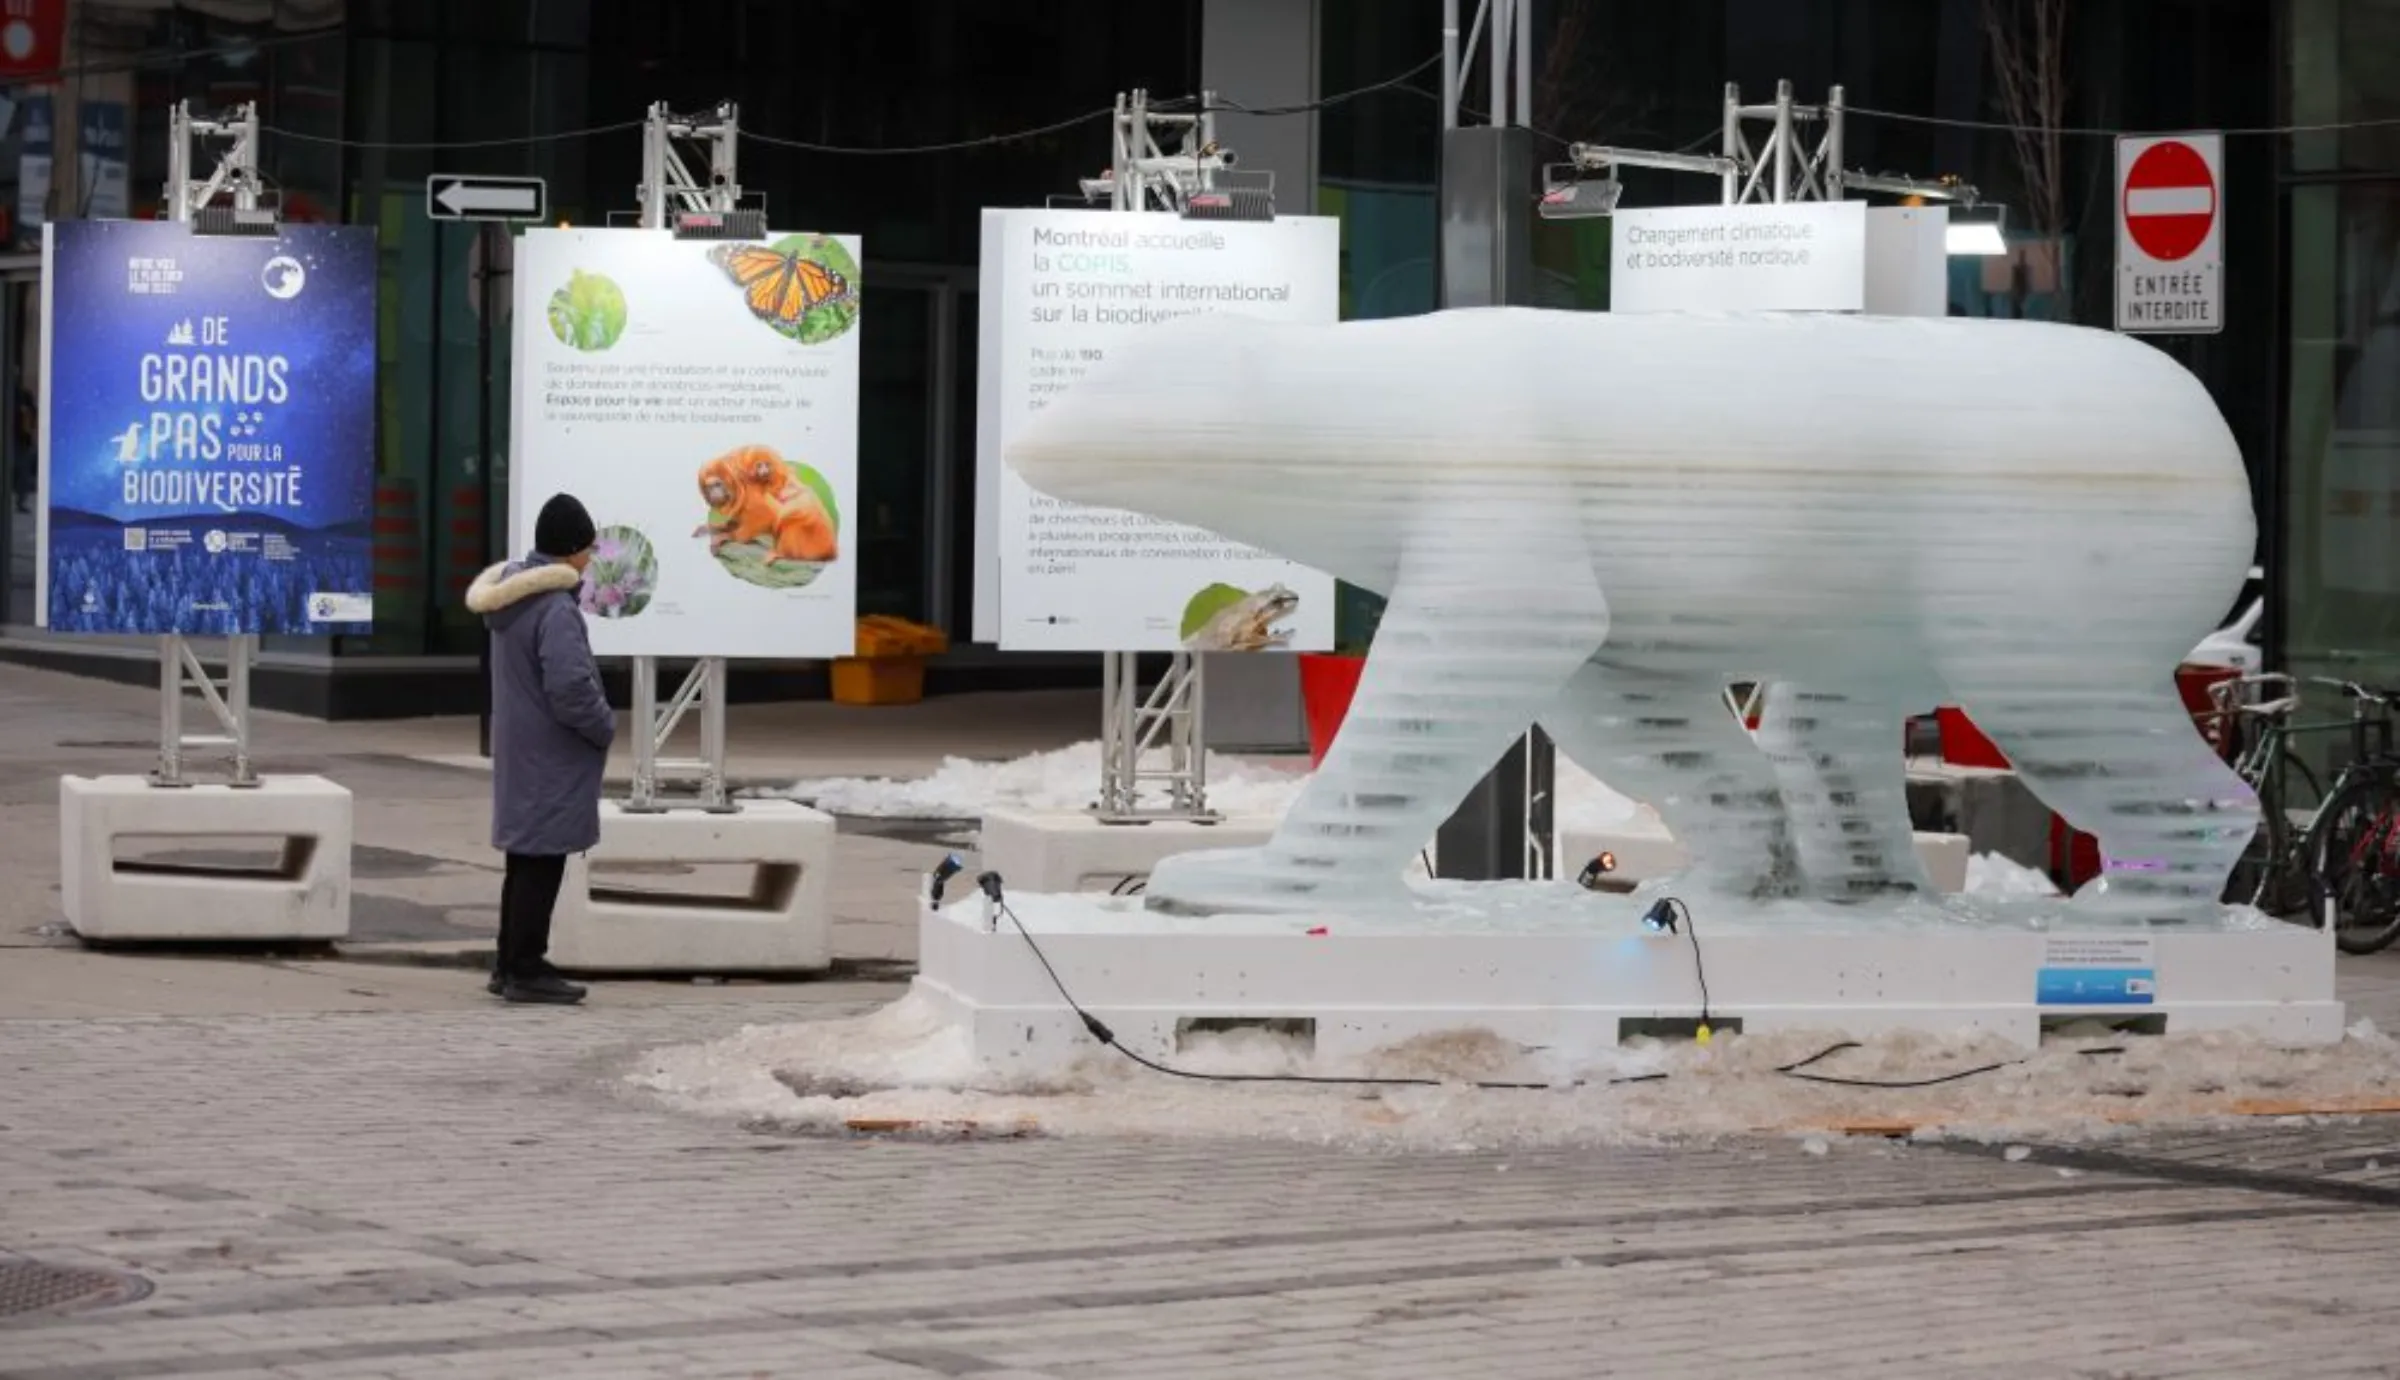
top-left (466, 558), bottom-right (582, 618)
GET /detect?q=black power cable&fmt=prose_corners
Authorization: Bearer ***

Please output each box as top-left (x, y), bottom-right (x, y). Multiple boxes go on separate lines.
top-left (994, 895), bottom-right (1657, 1090)
top-left (978, 874), bottom-right (2116, 1096)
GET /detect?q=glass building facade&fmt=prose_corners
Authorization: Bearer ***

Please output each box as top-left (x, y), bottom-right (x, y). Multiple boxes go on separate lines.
top-left (0, 0), bottom-right (2379, 716)
top-left (2281, 0), bottom-right (2400, 697)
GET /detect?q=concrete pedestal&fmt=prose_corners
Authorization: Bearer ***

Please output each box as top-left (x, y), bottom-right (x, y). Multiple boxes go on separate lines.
top-left (59, 774), bottom-right (353, 941)
top-left (549, 800), bottom-right (834, 974)
top-left (977, 808), bottom-right (1281, 894)
top-left (1559, 813), bottom-right (1972, 894)
top-left (916, 889), bottom-right (2345, 1078)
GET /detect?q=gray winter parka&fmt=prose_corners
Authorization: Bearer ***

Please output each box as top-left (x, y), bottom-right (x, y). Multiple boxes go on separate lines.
top-left (466, 555), bottom-right (615, 855)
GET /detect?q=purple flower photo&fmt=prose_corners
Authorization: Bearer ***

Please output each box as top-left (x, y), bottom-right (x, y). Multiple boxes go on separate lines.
top-left (578, 524), bottom-right (658, 619)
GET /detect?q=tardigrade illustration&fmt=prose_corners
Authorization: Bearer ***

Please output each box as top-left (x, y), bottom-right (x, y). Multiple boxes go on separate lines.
top-left (1007, 307), bottom-right (2260, 921)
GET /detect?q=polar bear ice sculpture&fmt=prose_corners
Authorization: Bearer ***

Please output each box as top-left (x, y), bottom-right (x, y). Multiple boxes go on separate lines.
top-left (1007, 307), bottom-right (2260, 921)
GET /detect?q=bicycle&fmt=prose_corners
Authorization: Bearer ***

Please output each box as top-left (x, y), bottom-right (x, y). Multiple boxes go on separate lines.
top-left (2301, 678), bottom-right (2400, 955)
top-left (2209, 674), bottom-right (2322, 919)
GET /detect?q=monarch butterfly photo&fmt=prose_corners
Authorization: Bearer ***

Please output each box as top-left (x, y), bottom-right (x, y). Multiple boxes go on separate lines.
top-left (706, 238), bottom-right (861, 344)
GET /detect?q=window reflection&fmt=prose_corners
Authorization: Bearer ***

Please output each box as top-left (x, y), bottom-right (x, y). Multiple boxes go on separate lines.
top-left (2284, 182), bottom-right (2400, 687)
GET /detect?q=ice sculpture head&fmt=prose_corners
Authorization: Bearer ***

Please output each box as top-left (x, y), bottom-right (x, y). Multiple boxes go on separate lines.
top-left (1004, 313), bottom-right (1265, 523)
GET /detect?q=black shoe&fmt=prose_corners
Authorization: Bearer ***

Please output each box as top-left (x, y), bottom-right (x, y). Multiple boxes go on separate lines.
top-left (490, 957), bottom-right (571, 996)
top-left (500, 972), bottom-right (586, 1005)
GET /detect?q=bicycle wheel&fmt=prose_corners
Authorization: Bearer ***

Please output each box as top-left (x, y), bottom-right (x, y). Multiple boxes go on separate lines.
top-left (2225, 745), bottom-right (2324, 917)
top-left (2251, 751), bottom-right (2327, 919)
top-left (2278, 752), bottom-right (2327, 815)
top-left (2307, 768), bottom-right (2400, 955)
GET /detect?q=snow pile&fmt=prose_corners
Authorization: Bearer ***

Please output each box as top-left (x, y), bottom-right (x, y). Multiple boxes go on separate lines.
top-left (1966, 852), bottom-right (2062, 898)
top-left (629, 995), bottom-right (2400, 1152)
top-left (776, 738), bottom-right (1641, 826)
top-left (775, 740), bottom-right (1309, 820)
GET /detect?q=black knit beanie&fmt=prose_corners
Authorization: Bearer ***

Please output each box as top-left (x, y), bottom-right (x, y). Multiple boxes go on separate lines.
top-left (533, 493), bottom-right (597, 558)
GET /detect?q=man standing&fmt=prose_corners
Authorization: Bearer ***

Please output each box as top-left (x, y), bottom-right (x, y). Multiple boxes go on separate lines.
top-left (465, 493), bottom-right (615, 1004)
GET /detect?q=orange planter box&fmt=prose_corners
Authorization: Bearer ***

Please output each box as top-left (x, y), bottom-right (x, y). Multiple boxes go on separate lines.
top-left (831, 656), bottom-right (926, 706)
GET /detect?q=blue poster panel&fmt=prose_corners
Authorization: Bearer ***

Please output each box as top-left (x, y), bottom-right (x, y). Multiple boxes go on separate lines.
top-left (38, 219), bottom-right (376, 635)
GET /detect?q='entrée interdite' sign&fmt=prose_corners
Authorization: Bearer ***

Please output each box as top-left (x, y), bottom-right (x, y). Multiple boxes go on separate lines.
top-left (36, 219), bottom-right (378, 636)
top-left (2114, 132), bottom-right (2224, 336)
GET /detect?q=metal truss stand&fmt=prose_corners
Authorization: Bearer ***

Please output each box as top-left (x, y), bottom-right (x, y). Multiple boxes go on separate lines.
top-left (1558, 80), bottom-right (1983, 732)
top-left (1565, 79), bottom-right (1980, 212)
top-left (620, 102), bottom-right (745, 815)
top-left (1086, 91), bottom-right (1236, 825)
top-left (151, 101), bottom-right (268, 790)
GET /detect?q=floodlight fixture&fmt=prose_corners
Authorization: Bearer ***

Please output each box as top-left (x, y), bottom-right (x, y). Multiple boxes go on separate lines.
top-left (1945, 203), bottom-right (2008, 256)
top-left (1537, 173), bottom-right (1623, 220)
top-left (672, 208), bottom-right (767, 240)
top-left (1182, 186), bottom-right (1274, 221)
top-left (191, 204), bottom-right (279, 236)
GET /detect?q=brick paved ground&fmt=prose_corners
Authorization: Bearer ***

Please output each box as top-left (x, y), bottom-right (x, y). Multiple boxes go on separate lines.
top-left (6, 996), bottom-right (2400, 1380)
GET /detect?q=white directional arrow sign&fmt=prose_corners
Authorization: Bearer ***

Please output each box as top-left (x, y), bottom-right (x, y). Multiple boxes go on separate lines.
top-left (424, 175), bottom-right (547, 223)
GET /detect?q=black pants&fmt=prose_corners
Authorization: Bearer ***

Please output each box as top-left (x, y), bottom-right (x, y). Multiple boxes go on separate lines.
top-left (497, 853), bottom-right (568, 979)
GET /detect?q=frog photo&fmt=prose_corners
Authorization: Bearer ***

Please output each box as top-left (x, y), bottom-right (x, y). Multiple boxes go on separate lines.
top-left (1180, 582), bottom-right (1300, 652)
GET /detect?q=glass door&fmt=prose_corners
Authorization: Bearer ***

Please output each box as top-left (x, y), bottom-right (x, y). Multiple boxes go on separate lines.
top-left (2282, 179), bottom-right (2400, 691)
top-left (3, 269), bottom-right (39, 628)
top-left (855, 265), bottom-right (974, 629)
top-left (857, 280), bottom-right (930, 619)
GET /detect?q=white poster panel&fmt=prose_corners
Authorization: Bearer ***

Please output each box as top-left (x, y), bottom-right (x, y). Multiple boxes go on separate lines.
top-left (510, 227), bottom-right (862, 659)
top-left (971, 207), bottom-right (1007, 644)
top-left (1862, 205), bottom-right (1950, 317)
top-left (1610, 201), bottom-right (1868, 313)
top-left (982, 209), bottom-right (1339, 653)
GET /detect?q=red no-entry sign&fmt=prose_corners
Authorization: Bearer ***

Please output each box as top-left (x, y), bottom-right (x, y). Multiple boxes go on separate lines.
top-left (2116, 132), bottom-right (2223, 335)
top-left (2122, 140), bottom-right (2217, 261)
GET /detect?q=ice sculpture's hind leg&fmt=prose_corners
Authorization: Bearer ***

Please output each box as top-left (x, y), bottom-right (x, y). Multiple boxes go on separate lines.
top-left (1955, 669), bottom-right (2257, 917)
top-left (1539, 663), bottom-right (1801, 898)
top-left (1144, 548), bottom-right (1612, 916)
top-left (1754, 683), bottom-right (1934, 900)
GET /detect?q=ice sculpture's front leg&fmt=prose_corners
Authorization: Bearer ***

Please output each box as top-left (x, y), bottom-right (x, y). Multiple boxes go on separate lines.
top-left (1953, 670), bottom-right (2258, 919)
top-left (1753, 683), bottom-right (1935, 901)
top-left (1145, 545), bottom-right (1613, 916)
top-left (1540, 662), bottom-right (1801, 899)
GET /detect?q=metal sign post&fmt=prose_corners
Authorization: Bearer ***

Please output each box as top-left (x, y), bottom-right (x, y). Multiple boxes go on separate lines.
top-left (429, 168), bottom-right (541, 762)
top-left (621, 102), bottom-right (742, 814)
top-left (1078, 90), bottom-right (1239, 825)
top-left (151, 100), bottom-right (268, 789)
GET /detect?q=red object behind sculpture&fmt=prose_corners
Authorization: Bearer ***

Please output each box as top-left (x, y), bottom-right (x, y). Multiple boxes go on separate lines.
top-left (1297, 653), bottom-right (1366, 769)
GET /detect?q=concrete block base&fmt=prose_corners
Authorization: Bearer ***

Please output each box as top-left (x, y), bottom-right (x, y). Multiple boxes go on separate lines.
top-left (918, 889), bottom-right (2344, 1079)
top-left (977, 808), bottom-right (1281, 894)
top-left (550, 800), bottom-right (834, 974)
top-left (59, 774), bottom-right (353, 941)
